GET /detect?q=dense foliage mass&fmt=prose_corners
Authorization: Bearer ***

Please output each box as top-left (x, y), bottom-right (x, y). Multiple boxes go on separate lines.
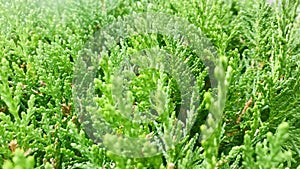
top-left (0, 0), bottom-right (299, 168)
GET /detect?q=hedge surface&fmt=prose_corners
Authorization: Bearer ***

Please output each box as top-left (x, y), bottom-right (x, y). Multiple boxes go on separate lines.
top-left (0, 0), bottom-right (299, 168)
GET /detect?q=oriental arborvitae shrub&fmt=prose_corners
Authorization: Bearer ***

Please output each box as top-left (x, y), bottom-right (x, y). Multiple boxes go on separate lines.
top-left (0, 0), bottom-right (299, 169)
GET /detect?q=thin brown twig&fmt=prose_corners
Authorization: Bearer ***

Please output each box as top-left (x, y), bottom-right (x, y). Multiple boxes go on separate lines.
top-left (236, 97), bottom-right (253, 124)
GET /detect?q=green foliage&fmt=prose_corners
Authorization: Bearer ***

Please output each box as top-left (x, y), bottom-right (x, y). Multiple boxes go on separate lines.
top-left (0, 0), bottom-right (299, 168)
top-left (243, 122), bottom-right (292, 169)
top-left (2, 149), bottom-right (35, 169)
